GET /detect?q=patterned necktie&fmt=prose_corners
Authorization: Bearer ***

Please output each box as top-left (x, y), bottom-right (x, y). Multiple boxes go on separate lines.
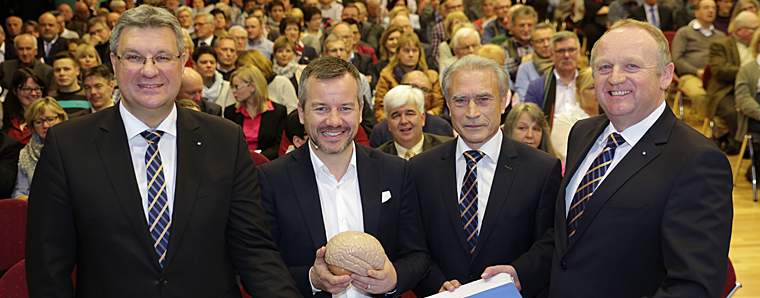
top-left (404, 150), bottom-right (416, 160)
top-left (650, 7), bottom-right (659, 29)
top-left (141, 129), bottom-right (171, 267)
top-left (200, 40), bottom-right (208, 46)
top-left (460, 150), bottom-right (484, 254)
top-left (567, 133), bottom-right (626, 242)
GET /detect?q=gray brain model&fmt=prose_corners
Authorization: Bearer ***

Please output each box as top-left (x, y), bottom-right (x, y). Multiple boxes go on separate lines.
top-left (324, 230), bottom-right (386, 276)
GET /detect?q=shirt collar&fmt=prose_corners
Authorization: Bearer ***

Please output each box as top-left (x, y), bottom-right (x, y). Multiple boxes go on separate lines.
top-left (119, 100), bottom-right (178, 140)
top-left (692, 20), bottom-right (715, 36)
top-left (44, 35), bottom-right (59, 46)
top-left (643, 3), bottom-right (657, 10)
top-left (308, 140), bottom-right (358, 181)
top-left (455, 129), bottom-right (503, 164)
top-left (202, 35), bottom-right (214, 46)
top-left (603, 100), bottom-right (666, 148)
top-left (394, 135), bottom-right (425, 157)
top-left (552, 68), bottom-right (578, 86)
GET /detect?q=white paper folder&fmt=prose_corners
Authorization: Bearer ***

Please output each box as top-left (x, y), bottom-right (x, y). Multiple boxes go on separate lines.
top-left (426, 273), bottom-right (523, 298)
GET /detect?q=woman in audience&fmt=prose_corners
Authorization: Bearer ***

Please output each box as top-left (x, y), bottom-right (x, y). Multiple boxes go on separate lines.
top-left (383, 6), bottom-right (420, 30)
top-left (729, 0), bottom-right (760, 33)
top-left (236, 49), bottom-right (299, 113)
top-left (375, 24), bottom-right (403, 75)
top-left (375, 32), bottom-right (444, 121)
top-left (182, 28), bottom-right (196, 68)
top-left (279, 16), bottom-right (318, 64)
top-left (2, 69), bottom-right (48, 145)
top-left (473, 0), bottom-right (497, 33)
top-left (224, 65), bottom-right (287, 160)
top-left (12, 97), bottom-right (67, 200)
top-left (438, 11), bottom-right (470, 66)
top-left (503, 102), bottom-right (559, 158)
top-left (272, 36), bottom-right (307, 92)
top-left (22, 20), bottom-right (39, 38)
top-left (302, 7), bottom-right (323, 54)
top-left (75, 44), bottom-right (102, 71)
top-left (550, 67), bottom-right (599, 162)
top-left (192, 45), bottom-right (236, 108)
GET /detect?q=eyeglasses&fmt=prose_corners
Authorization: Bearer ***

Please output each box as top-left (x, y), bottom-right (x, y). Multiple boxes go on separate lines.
top-left (532, 38), bottom-right (550, 44)
top-left (232, 82), bottom-right (251, 90)
top-left (33, 116), bottom-right (59, 126)
top-left (554, 47), bottom-right (577, 55)
top-left (116, 54), bottom-right (182, 70)
top-left (19, 86), bottom-right (44, 93)
top-left (409, 84), bottom-right (431, 94)
top-left (456, 44), bottom-right (480, 52)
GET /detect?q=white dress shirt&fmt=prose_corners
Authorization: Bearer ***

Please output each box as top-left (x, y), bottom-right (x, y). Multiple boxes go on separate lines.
top-left (455, 131), bottom-right (503, 231)
top-left (121, 102), bottom-right (178, 224)
top-left (552, 69), bottom-right (578, 122)
top-left (692, 19), bottom-right (716, 37)
top-left (308, 142), bottom-right (370, 298)
top-left (564, 101), bottom-right (666, 215)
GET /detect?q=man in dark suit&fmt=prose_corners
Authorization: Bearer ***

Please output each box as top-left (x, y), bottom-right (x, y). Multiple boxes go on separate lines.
top-left (178, 67), bottom-right (222, 116)
top-left (37, 12), bottom-right (68, 66)
top-left (193, 12), bottom-right (219, 48)
top-left (332, 22), bottom-right (378, 84)
top-left (257, 57), bottom-right (431, 298)
top-left (0, 34), bottom-right (54, 89)
top-left (376, 84), bottom-right (453, 158)
top-left (630, 0), bottom-right (675, 31)
top-left (87, 18), bottom-right (114, 73)
top-left (489, 20), bottom-right (733, 298)
top-left (414, 55), bottom-right (561, 297)
top-left (25, 6), bottom-right (301, 298)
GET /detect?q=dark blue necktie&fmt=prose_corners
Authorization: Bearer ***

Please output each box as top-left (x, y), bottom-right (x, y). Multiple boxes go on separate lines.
top-left (141, 129), bottom-right (171, 267)
top-left (567, 133), bottom-right (626, 242)
top-left (460, 150), bottom-right (484, 254)
top-left (650, 7), bottom-right (659, 29)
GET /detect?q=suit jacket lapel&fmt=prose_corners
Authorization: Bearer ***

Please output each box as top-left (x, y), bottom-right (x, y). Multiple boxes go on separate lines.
top-left (356, 145), bottom-right (381, 236)
top-left (287, 145), bottom-right (328, 247)
top-left (163, 108), bottom-right (204, 268)
top-left (473, 132), bottom-right (518, 259)
top-left (94, 107), bottom-right (158, 267)
top-left (437, 140), bottom-right (471, 255)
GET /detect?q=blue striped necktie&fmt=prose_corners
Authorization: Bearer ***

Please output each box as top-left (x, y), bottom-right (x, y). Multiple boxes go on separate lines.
top-left (567, 133), bottom-right (626, 242)
top-left (141, 129), bottom-right (171, 267)
top-left (460, 150), bottom-right (484, 255)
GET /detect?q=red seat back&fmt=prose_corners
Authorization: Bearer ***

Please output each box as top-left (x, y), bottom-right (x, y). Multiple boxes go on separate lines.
top-left (723, 258), bottom-right (738, 298)
top-left (0, 259), bottom-right (28, 298)
top-left (0, 200), bottom-right (27, 271)
top-left (251, 151), bottom-right (270, 166)
top-left (663, 31), bottom-right (676, 52)
top-left (703, 64), bottom-right (711, 89)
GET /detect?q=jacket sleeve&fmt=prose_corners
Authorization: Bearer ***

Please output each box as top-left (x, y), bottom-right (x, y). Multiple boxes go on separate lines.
top-left (427, 70), bottom-right (445, 116)
top-left (374, 68), bottom-right (393, 122)
top-left (734, 63), bottom-right (760, 121)
top-left (709, 41), bottom-right (739, 84)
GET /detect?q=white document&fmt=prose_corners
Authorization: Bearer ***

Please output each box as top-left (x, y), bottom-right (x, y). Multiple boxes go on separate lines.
top-left (426, 273), bottom-right (522, 298)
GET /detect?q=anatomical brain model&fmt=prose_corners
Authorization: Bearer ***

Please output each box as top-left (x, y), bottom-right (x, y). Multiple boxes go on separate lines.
top-left (324, 230), bottom-right (386, 276)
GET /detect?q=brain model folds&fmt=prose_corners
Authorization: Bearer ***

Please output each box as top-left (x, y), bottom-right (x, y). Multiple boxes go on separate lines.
top-left (324, 230), bottom-right (386, 276)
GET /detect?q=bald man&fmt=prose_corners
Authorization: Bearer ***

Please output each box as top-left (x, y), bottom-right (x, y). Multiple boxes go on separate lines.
top-left (69, 1), bottom-right (89, 37)
top-left (178, 67), bottom-right (223, 116)
top-left (38, 12), bottom-right (68, 66)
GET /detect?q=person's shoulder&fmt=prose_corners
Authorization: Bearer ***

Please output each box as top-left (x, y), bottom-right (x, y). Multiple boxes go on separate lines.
top-left (357, 143), bottom-right (406, 166)
top-left (504, 134), bottom-right (558, 164)
top-left (412, 136), bottom-right (454, 164)
top-left (375, 140), bottom-right (395, 154)
top-left (426, 132), bottom-right (453, 144)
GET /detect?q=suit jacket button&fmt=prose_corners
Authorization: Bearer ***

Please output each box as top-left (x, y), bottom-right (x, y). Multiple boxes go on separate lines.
top-left (160, 277), bottom-right (168, 286)
top-left (560, 263), bottom-right (568, 271)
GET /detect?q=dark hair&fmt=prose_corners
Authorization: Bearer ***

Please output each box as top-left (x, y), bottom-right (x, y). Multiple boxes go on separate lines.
top-left (3, 68), bottom-right (48, 128)
top-left (267, 0), bottom-right (284, 12)
top-left (53, 51), bottom-right (77, 64)
top-left (341, 17), bottom-right (362, 31)
top-left (66, 38), bottom-right (85, 49)
top-left (210, 8), bottom-right (226, 18)
top-left (82, 64), bottom-right (113, 82)
top-left (303, 7), bottom-right (322, 23)
top-left (279, 16), bottom-right (302, 35)
top-left (192, 45), bottom-right (217, 62)
top-left (284, 110), bottom-right (306, 143)
top-left (298, 57), bottom-right (362, 106)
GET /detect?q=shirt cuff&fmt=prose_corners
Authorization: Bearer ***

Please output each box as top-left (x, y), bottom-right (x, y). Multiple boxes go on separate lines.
top-left (309, 266), bottom-right (322, 295)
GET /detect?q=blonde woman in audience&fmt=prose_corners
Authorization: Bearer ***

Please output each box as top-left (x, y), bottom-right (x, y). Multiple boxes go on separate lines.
top-left (375, 24), bottom-right (403, 75)
top-left (503, 102), bottom-right (559, 159)
top-left (550, 67), bottom-right (599, 162)
top-left (13, 97), bottom-right (67, 200)
top-left (224, 65), bottom-right (287, 160)
top-left (438, 11), bottom-right (470, 66)
top-left (729, 0), bottom-right (760, 33)
top-left (375, 32), bottom-right (444, 121)
top-left (236, 50), bottom-right (299, 113)
top-left (75, 44), bottom-right (101, 71)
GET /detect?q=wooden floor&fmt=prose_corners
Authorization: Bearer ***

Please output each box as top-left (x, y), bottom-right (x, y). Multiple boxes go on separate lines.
top-left (678, 104), bottom-right (759, 297)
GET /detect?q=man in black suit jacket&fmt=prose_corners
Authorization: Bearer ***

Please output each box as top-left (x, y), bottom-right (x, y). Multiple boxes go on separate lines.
top-left (258, 57), bottom-right (431, 298)
top-left (0, 34), bottom-right (54, 89)
top-left (630, 0), bottom-right (675, 31)
top-left (25, 6), bottom-right (301, 298)
top-left (37, 12), bottom-right (68, 66)
top-left (491, 20), bottom-right (733, 298)
top-left (415, 55), bottom-right (561, 297)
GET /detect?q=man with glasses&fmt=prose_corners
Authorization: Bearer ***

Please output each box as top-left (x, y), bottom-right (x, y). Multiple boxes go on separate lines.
top-left (26, 5), bottom-right (302, 298)
top-left (525, 31), bottom-right (581, 127)
top-left (431, 0), bottom-right (466, 68)
top-left (481, 0), bottom-right (511, 44)
top-left (87, 18), bottom-right (114, 73)
top-left (193, 12), bottom-right (218, 48)
top-left (332, 22), bottom-right (377, 85)
top-left (438, 27), bottom-right (481, 83)
top-left (708, 11), bottom-right (759, 157)
top-left (499, 5), bottom-right (537, 82)
top-left (515, 23), bottom-right (555, 103)
top-left (0, 34), bottom-right (54, 90)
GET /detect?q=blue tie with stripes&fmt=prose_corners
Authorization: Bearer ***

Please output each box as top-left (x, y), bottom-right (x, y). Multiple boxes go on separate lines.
top-left (141, 129), bottom-right (171, 267)
top-left (567, 133), bottom-right (626, 242)
top-left (460, 150), bottom-right (484, 255)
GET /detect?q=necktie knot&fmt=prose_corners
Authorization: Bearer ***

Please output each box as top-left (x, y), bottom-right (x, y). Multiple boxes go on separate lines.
top-left (141, 130), bottom-right (164, 145)
top-left (464, 150), bottom-right (484, 165)
top-left (404, 150), bottom-right (416, 159)
top-left (605, 133), bottom-right (626, 150)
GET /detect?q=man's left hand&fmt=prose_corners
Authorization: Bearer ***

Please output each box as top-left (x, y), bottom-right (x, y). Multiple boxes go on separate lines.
top-left (350, 257), bottom-right (397, 294)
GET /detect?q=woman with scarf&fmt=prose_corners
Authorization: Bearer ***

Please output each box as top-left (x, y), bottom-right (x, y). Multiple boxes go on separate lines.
top-left (374, 32), bottom-right (444, 121)
top-left (279, 16), bottom-right (319, 65)
top-left (13, 97), bottom-right (67, 200)
top-left (193, 46), bottom-right (237, 109)
top-left (272, 36), bottom-right (307, 93)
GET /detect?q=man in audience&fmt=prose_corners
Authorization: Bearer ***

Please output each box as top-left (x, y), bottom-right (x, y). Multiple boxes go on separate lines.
top-left (70, 2), bottom-right (90, 37)
top-left (257, 56), bottom-right (430, 298)
top-left (672, 0), bottom-right (724, 129)
top-left (26, 6), bottom-right (302, 297)
top-left (0, 34), bottom-right (54, 89)
top-left (87, 17), bottom-right (113, 73)
top-left (107, 12), bottom-right (120, 30)
top-left (50, 52), bottom-right (88, 114)
top-left (515, 22), bottom-right (554, 103)
top-left (499, 5), bottom-right (537, 82)
top-left (351, 3), bottom-right (384, 50)
top-left (5, 16), bottom-right (22, 43)
top-left (481, 0), bottom-right (511, 44)
top-left (178, 67), bottom-right (223, 115)
top-left (377, 85), bottom-right (453, 158)
top-left (411, 55), bottom-right (561, 297)
top-left (59, 3), bottom-right (74, 22)
top-left (177, 7), bottom-right (195, 38)
top-left (215, 36), bottom-right (237, 80)
top-left (370, 70), bottom-right (455, 147)
top-left (71, 65), bottom-right (115, 118)
top-left (344, 19), bottom-right (377, 64)
top-left (332, 22), bottom-right (376, 83)
top-left (432, 0), bottom-right (465, 68)
top-left (194, 12), bottom-right (218, 48)
top-left (244, 16), bottom-right (273, 58)
top-left (439, 27), bottom-right (481, 82)
top-left (283, 110), bottom-right (308, 154)
top-left (319, 0), bottom-right (343, 24)
top-left (486, 19), bottom-right (733, 298)
top-left (110, 0), bottom-right (127, 14)
top-left (38, 12), bottom-right (68, 66)
top-left (525, 31), bottom-right (581, 127)
top-left (229, 25), bottom-right (248, 55)
top-left (608, 0), bottom-right (641, 24)
top-left (211, 9), bottom-right (230, 37)
top-left (631, 0), bottom-right (676, 31)
top-left (707, 11), bottom-right (758, 154)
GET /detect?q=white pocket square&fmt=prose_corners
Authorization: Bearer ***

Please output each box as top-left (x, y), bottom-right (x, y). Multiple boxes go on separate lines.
top-left (382, 191), bottom-right (392, 203)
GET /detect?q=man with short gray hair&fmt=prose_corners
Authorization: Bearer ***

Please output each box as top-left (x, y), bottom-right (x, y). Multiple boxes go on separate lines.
top-left (26, 5), bottom-right (302, 298)
top-left (0, 34), bottom-right (54, 89)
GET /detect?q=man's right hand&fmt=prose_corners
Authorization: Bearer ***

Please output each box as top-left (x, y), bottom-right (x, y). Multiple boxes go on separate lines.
top-left (481, 265), bottom-right (521, 291)
top-left (439, 279), bottom-right (461, 293)
top-left (89, 35), bottom-right (103, 46)
top-left (310, 247), bottom-right (352, 294)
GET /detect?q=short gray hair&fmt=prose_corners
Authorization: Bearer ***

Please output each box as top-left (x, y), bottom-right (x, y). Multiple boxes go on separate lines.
top-left (322, 33), bottom-right (344, 53)
top-left (14, 34), bottom-right (38, 49)
top-left (510, 6), bottom-right (537, 27)
top-left (590, 19), bottom-right (671, 76)
top-left (384, 85), bottom-right (425, 120)
top-left (734, 10), bottom-right (758, 30)
top-left (451, 27), bottom-right (480, 49)
top-left (531, 21), bottom-right (555, 37)
top-left (442, 55), bottom-right (509, 101)
top-left (176, 6), bottom-right (193, 19)
top-left (196, 12), bottom-right (214, 26)
top-left (110, 5), bottom-right (185, 56)
top-left (549, 31), bottom-right (580, 52)
top-left (110, 0), bottom-right (126, 10)
top-left (215, 35), bottom-right (237, 49)
top-left (298, 57), bottom-right (362, 107)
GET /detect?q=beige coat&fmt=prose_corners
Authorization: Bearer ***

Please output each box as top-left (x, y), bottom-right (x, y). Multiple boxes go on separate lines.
top-left (734, 59), bottom-right (760, 141)
top-left (374, 66), bottom-right (444, 121)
